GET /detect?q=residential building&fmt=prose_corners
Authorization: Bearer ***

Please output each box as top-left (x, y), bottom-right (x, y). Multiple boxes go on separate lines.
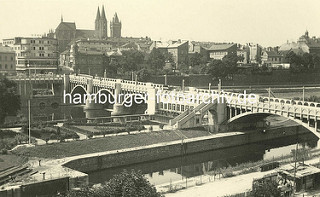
top-left (261, 48), bottom-right (284, 65)
top-left (150, 40), bottom-right (189, 69)
top-left (207, 43), bottom-right (237, 60)
top-left (279, 31), bottom-right (320, 55)
top-left (237, 45), bottom-right (249, 65)
top-left (188, 42), bottom-right (209, 62)
top-left (60, 41), bottom-right (122, 76)
top-left (2, 36), bottom-right (58, 74)
top-left (0, 45), bottom-right (16, 75)
top-left (248, 43), bottom-right (262, 63)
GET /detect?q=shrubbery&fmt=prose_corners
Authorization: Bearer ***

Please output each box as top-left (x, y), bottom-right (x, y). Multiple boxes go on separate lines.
top-left (63, 170), bottom-right (162, 197)
top-left (64, 124), bottom-right (145, 137)
top-left (21, 124), bottom-right (79, 142)
top-left (0, 129), bottom-right (33, 153)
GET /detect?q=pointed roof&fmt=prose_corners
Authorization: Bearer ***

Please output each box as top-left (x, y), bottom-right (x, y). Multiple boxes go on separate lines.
top-left (113, 12), bottom-right (119, 23)
top-left (95, 7), bottom-right (100, 21)
top-left (101, 5), bottom-right (106, 20)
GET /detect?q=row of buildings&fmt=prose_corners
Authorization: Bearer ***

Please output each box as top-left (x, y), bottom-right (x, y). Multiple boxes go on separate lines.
top-left (1, 4), bottom-right (320, 76)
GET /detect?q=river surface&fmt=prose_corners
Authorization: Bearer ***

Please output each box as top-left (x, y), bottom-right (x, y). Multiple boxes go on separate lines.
top-left (18, 96), bottom-right (320, 186)
top-left (87, 133), bottom-right (319, 186)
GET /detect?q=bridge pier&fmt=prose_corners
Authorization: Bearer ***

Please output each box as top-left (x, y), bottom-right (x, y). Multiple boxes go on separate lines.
top-left (146, 83), bottom-right (156, 115)
top-left (207, 99), bottom-right (227, 132)
top-left (63, 74), bottom-right (70, 92)
top-left (112, 104), bottom-right (127, 116)
top-left (111, 80), bottom-right (128, 116)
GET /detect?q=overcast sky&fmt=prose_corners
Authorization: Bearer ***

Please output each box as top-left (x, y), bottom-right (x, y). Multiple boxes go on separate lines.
top-left (1, 0), bottom-right (320, 47)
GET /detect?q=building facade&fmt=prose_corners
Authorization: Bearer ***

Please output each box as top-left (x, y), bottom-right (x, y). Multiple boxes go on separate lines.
top-left (2, 36), bottom-right (58, 74)
top-left (150, 40), bottom-right (189, 69)
top-left (55, 6), bottom-right (122, 53)
top-left (261, 50), bottom-right (284, 65)
top-left (237, 47), bottom-right (249, 65)
top-left (0, 45), bottom-right (16, 75)
top-left (207, 43), bottom-right (237, 60)
top-left (248, 43), bottom-right (262, 63)
top-left (279, 31), bottom-right (320, 55)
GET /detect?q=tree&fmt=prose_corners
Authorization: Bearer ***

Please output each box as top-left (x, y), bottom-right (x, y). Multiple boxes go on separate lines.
top-left (119, 50), bottom-right (145, 73)
top-left (0, 77), bottom-right (21, 125)
top-left (207, 53), bottom-right (243, 80)
top-left (207, 59), bottom-right (227, 79)
top-left (136, 68), bottom-right (152, 82)
top-left (147, 48), bottom-right (166, 75)
top-left (252, 179), bottom-right (282, 197)
top-left (64, 170), bottom-right (162, 197)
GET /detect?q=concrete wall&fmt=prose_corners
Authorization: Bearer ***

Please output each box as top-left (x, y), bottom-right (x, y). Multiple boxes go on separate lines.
top-left (64, 125), bottom-right (309, 173)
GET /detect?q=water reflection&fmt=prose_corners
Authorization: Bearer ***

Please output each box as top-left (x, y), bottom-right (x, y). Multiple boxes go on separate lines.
top-left (88, 133), bottom-right (318, 186)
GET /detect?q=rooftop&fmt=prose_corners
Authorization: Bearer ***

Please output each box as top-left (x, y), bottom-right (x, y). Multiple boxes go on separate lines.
top-left (279, 163), bottom-right (320, 179)
top-left (208, 43), bottom-right (236, 51)
top-left (0, 45), bottom-right (15, 53)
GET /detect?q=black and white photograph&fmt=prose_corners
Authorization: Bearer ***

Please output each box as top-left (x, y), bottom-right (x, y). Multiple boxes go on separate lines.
top-left (1, 0), bottom-right (320, 196)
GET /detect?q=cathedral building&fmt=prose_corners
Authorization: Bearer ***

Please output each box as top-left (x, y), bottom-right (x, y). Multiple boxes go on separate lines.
top-left (55, 5), bottom-right (122, 53)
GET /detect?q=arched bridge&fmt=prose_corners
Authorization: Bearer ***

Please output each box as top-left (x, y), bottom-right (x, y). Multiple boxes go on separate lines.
top-left (32, 74), bottom-right (320, 138)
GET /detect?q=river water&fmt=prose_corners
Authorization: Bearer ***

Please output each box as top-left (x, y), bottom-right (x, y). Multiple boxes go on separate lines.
top-left (87, 133), bottom-right (318, 186)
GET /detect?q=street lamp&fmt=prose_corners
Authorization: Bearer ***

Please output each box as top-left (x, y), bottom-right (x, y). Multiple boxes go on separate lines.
top-left (27, 64), bottom-right (31, 145)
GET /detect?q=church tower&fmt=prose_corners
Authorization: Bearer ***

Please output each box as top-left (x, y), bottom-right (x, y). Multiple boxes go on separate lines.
top-left (95, 7), bottom-right (100, 31)
top-left (110, 13), bottom-right (122, 38)
top-left (95, 6), bottom-right (108, 39)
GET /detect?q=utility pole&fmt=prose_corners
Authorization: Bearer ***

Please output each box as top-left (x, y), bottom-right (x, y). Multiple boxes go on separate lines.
top-left (302, 86), bottom-right (305, 102)
top-left (268, 87), bottom-right (271, 105)
top-left (293, 142), bottom-right (298, 194)
top-left (28, 99), bottom-right (31, 144)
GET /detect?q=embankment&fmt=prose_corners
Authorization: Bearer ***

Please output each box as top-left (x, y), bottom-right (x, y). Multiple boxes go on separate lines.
top-left (63, 124), bottom-right (308, 173)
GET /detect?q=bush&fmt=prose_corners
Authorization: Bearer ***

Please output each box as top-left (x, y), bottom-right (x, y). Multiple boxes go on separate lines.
top-left (87, 132), bottom-right (93, 139)
top-left (0, 148), bottom-right (8, 154)
top-left (65, 170), bottom-right (162, 197)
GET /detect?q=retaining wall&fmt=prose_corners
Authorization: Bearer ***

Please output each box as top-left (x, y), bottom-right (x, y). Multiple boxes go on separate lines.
top-left (63, 125), bottom-right (308, 173)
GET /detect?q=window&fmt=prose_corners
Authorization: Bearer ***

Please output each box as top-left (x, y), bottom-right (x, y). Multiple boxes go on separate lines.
top-left (10, 64), bottom-right (13, 69)
top-left (11, 56), bottom-right (14, 61)
top-left (0, 64), bottom-right (2, 69)
top-left (5, 64), bottom-right (8, 69)
top-left (4, 56), bottom-right (7, 60)
top-left (33, 47), bottom-right (36, 50)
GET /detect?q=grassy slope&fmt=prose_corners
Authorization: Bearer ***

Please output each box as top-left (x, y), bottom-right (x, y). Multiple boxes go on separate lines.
top-left (13, 129), bottom-right (211, 159)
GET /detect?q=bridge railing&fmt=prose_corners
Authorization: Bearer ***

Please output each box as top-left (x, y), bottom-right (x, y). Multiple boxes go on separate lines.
top-left (227, 95), bottom-right (320, 117)
top-left (8, 74), bottom-right (63, 81)
top-left (69, 74), bottom-right (320, 109)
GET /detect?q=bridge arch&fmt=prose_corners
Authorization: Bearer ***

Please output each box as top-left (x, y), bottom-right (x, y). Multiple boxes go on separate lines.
top-left (227, 111), bottom-right (320, 138)
top-left (70, 85), bottom-right (87, 95)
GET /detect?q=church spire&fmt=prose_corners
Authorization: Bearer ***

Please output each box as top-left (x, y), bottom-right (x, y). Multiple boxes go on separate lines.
top-left (114, 12), bottom-right (119, 23)
top-left (95, 7), bottom-right (100, 21)
top-left (101, 5), bottom-right (106, 20)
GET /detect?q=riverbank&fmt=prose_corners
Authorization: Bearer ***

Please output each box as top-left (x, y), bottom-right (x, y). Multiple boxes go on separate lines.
top-left (163, 156), bottom-right (320, 197)
top-left (1, 122), bottom-right (314, 195)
